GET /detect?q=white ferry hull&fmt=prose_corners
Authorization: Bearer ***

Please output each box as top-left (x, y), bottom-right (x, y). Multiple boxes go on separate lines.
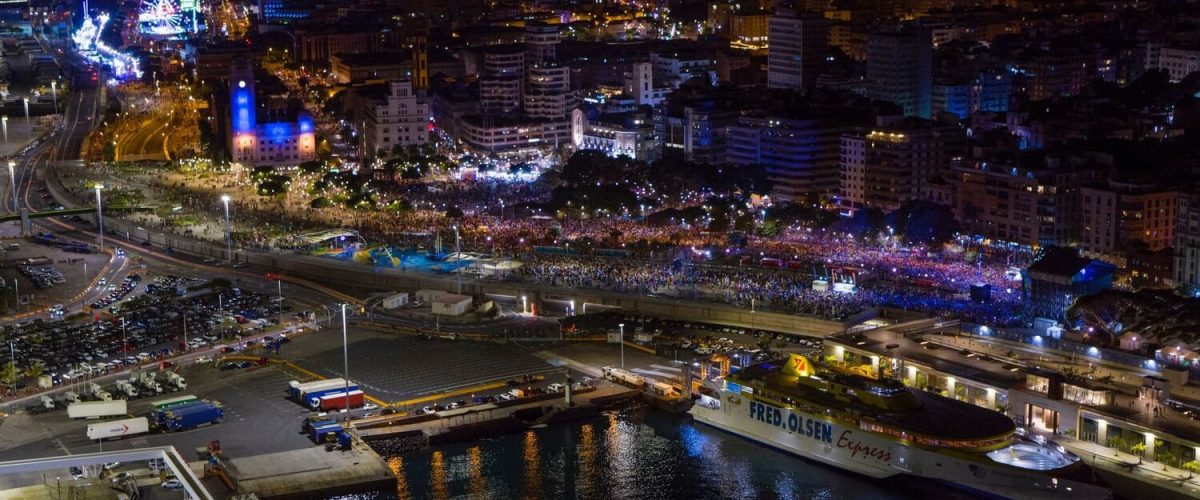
top-left (690, 393), bottom-right (1107, 500)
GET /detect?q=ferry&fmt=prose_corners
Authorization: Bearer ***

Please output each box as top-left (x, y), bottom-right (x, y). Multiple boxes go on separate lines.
top-left (690, 354), bottom-right (1108, 499)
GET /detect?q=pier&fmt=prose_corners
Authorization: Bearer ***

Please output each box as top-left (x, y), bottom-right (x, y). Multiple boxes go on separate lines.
top-left (351, 383), bottom-right (640, 447)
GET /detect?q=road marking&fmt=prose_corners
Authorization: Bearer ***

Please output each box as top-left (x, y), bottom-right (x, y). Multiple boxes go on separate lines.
top-left (53, 438), bottom-right (72, 455)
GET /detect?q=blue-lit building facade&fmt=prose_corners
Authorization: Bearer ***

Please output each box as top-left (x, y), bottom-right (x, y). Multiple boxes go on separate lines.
top-left (258, 0), bottom-right (312, 22)
top-left (229, 59), bottom-right (316, 166)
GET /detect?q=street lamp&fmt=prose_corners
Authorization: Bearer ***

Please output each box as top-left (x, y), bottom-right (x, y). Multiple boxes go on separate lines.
top-left (94, 185), bottom-right (104, 252)
top-left (2, 115), bottom-right (8, 143)
top-left (22, 97), bottom-right (29, 126)
top-left (452, 225), bottom-right (461, 294)
top-left (569, 299), bottom-right (575, 316)
top-left (521, 295), bottom-right (527, 314)
top-left (618, 323), bottom-right (625, 368)
top-left (341, 303), bottom-right (350, 419)
top-left (50, 81), bottom-right (57, 114)
top-left (221, 194), bottom-right (232, 264)
top-left (121, 317), bottom-right (128, 359)
top-left (6, 160), bottom-right (15, 213)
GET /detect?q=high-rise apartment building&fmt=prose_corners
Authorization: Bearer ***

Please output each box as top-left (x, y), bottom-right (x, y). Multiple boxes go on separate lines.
top-left (865, 27), bottom-right (932, 119)
top-left (767, 10), bottom-right (829, 90)
top-left (1173, 191), bottom-right (1200, 294)
top-left (727, 111), bottom-right (859, 201)
top-left (839, 118), bottom-right (964, 214)
top-left (1080, 181), bottom-right (1176, 265)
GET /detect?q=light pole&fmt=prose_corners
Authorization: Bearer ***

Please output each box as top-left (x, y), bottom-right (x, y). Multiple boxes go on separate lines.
top-left (221, 194), bottom-right (232, 264)
top-left (6, 160), bottom-right (15, 213)
top-left (569, 299), bottom-right (575, 316)
top-left (452, 225), bottom-right (462, 294)
top-left (22, 97), bottom-right (29, 126)
top-left (94, 185), bottom-right (104, 252)
top-left (521, 295), bottom-right (527, 314)
top-left (121, 317), bottom-right (127, 359)
top-left (618, 323), bottom-right (625, 368)
top-left (277, 280), bottom-right (283, 325)
top-left (51, 81), bottom-right (57, 114)
top-left (341, 303), bottom-right (350, 418)
top-left (2, 116), bottom-right (8, 143)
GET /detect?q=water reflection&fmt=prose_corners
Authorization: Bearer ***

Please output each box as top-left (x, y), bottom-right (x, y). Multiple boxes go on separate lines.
top-left (522, 430), bottom-right (541, 500)
top-left (576, 423), bottom-right (596, 498)
top-left (467, 446), bottom-right (486, 497)
top-left (429, 450), bottom-right (447, 500)
top-left (386, 455), bottom-right (410, 500)
top-left (359, 411), bottom-right (979, 500)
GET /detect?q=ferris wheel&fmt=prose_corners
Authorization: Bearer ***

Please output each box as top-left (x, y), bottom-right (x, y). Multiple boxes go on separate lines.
top-left (139, 0), bottom-right (184, 35)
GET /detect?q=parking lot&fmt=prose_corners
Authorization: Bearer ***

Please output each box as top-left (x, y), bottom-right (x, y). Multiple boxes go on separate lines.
top-left (281, 328), bottom-right (559, 403)
top-left (1, 275), bottom-right (288, 402)
top-left (563, 311), bottom-right (824, 361)
top-left (0, 364), bottom-right (315, 496)
top-left (1, 235), bottom-right (112, 316)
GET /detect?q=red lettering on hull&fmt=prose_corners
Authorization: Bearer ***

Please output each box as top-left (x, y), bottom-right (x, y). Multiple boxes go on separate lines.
top-left (836, 430), bottom-right (892, 463)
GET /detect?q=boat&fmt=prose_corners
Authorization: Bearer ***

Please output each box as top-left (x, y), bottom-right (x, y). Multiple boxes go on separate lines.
top-left (690, 353), bottom-right (1108, 500)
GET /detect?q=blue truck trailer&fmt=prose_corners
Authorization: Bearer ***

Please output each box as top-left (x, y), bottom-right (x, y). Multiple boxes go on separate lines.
top-left (160, 401), bottom-right (224, 431)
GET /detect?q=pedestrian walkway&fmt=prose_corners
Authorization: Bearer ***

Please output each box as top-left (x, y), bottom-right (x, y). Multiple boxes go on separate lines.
top-left (1050, 433), bottom-right (1200, 498)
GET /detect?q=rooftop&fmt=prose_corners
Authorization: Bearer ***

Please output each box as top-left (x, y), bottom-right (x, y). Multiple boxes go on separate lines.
top-left (828, 328), bottom-right (1027, 390)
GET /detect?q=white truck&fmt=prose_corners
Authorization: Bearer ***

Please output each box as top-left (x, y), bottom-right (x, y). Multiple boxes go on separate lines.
top-left (138, 372), bottom-right (162, 395)
top-left (163, 372), bottom-right (186, 391)
top-left (67, 400), bottom-right (127, 419)
top-left (87, 382), bottom-right (105, 398)
top-left (40, 395), bottom-right (55, 410)
top-left (601, 366), bottom-right (646, 388)
top-left (63, 391), bottom-right (80, 404)
top-left (86, 417), bottom-right (149, 441)
top-left (115, 380), bottom-right (139, 398)
top-left (95, 390), bottom-right (114, 401)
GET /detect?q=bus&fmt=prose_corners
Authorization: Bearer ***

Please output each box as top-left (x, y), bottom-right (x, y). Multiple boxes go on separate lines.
top-left (149, 395), bottom-right (198, 413)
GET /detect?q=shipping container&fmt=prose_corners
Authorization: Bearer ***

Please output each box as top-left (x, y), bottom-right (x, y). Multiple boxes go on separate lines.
top-left (303, 384), bottom-right (359, 408)
top-left (86, 417), bottom-right (149, 440)
top-left (317, 390), bottom-right (365, 411)
top-left (67, 400), bottom-right (128, 419)
top-left (149, 394), bottom-right (198, 413)
top-left (288, 378), bottom-right (347, 400)
top-left (309, 422), bottom-right (343, 443)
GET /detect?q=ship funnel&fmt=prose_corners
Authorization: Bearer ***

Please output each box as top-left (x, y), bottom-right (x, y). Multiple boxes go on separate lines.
top-left (781, 353), bottom-right (814, 377)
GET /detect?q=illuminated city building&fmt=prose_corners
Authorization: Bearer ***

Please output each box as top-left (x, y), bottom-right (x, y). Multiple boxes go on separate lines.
top-left (1080, 181), bottom-right (1177, 267)
top-left (361, 80), bottom-right (431, 156)
top-left (839, 117), bottom-right (965, 214)
top-left (228, 58), bottom-right (316, 166)
top-left (766, 9), bottom-right (828, 90)
top-left (571, 102), bottom-right (657, 161)
top-left (865, 26), bottom-right (933, 119)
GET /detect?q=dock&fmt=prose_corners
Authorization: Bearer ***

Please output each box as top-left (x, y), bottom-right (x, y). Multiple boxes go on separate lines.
top-left (351, 383), bottom-right (640, 447)
top-left (222, 439), bottom-right (394, 499)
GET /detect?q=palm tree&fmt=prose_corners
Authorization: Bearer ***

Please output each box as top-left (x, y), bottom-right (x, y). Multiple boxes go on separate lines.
top-left (0, 361), bottom-right (19, 386)
top-left (24, 362), bottom-right (44, 380)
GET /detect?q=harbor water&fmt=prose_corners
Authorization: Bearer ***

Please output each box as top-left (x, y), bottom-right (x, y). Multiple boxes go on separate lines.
top-left (337, 407), bottom-right (980, 499)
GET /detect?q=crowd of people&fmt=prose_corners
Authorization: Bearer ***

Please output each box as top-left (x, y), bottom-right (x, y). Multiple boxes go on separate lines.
top-left (513, 250), bottom-right (1027, 325)
top-left (80, 162), bottom-right (1033, 326)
